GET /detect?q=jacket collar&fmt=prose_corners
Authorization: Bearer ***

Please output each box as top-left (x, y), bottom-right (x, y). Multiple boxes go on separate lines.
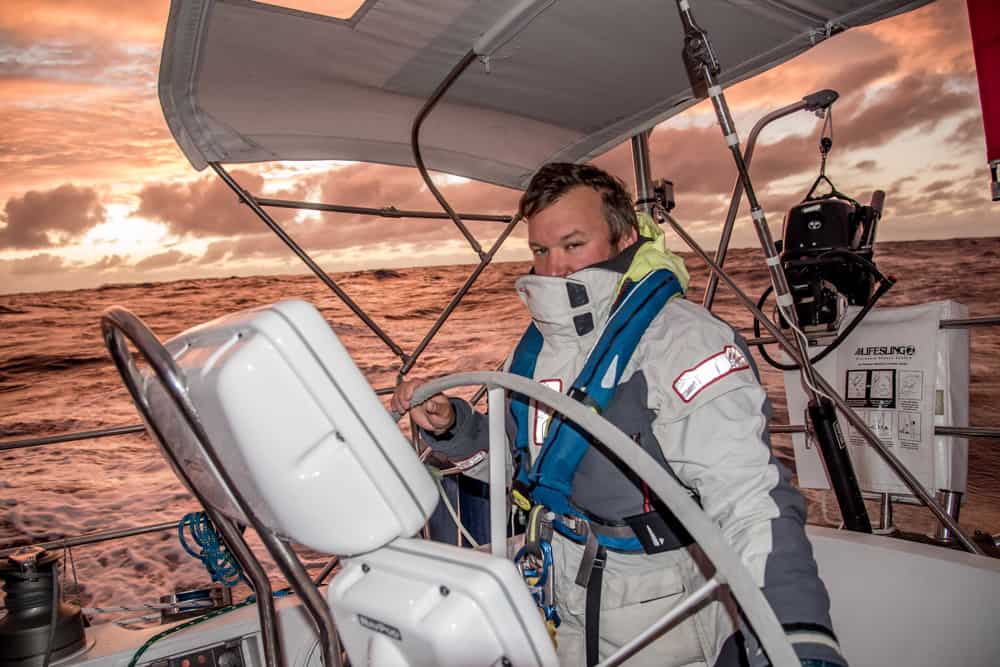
top-left (514, 241), bottom-right (646, 347)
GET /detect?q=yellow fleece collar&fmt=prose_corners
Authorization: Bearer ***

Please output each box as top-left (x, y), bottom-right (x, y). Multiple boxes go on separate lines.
top-left (615, 212), bottom-right (690, 295)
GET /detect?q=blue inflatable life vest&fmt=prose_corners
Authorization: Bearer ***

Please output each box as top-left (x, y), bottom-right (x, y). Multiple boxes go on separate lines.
top-left (509, 269), bottom-right (683, 551)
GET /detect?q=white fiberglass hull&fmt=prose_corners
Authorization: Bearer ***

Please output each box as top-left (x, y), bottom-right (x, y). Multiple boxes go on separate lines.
top-left (59, 527), bottom-right (1000, 667)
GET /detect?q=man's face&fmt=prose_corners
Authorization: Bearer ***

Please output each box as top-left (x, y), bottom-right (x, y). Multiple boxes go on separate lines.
top-left (527, 186), bottom-right (637, 277)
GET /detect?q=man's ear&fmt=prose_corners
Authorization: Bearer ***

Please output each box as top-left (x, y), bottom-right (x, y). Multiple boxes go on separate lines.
top-left (617, 225), bottom-right (639, 252)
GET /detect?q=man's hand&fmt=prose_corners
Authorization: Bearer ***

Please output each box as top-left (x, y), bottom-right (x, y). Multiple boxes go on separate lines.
top-left (390, 377), bottom-right (456, 435)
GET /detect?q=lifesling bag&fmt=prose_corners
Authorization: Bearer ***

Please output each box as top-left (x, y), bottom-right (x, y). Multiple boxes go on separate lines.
top-left (508, 268), bottom-right (685, 553)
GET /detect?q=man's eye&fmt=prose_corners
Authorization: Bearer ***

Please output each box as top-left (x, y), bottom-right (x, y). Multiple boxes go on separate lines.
top-left (565, 242), bottom-right (583, 251)
top-left (531, 247), bottom-right (547, 256)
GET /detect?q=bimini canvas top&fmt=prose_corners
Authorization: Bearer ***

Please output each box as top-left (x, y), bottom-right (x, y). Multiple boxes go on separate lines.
top-left (159, 0), bottom-right (933, 190)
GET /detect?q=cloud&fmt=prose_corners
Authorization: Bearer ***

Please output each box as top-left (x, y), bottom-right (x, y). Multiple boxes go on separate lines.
top-left (135, 171), bottom-right (300, 237)
top-left (0, 184), bottom-right (105, 248)
top-left (0, 1), bottom-right (185, 204)
top-left (836, 74), bottom-right (977, 152)
top-left (133, 249), bottom-right (196, 271)
top-left (0, 85), bottom-right (182, 202)
top-left (197, 234), bottom-right (290, 265)
top-left (0, 0), bottom-right (994, 296)
top-left (315, 162), bottom-right (520, 220)
top-left (2, 252), bottom-right (65, 276)
top-left (89, 254), bottom-right (128, 270)
top-left (948, 115), bottom-right (987, 149)
top-left (0, 1), bottom-right (168, 44)
top-left (861, 0), bottom-right (976, 76)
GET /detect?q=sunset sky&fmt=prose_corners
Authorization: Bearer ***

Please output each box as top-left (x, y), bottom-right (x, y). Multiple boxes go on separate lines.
top-left (1, 0), bottom-right (996, 294)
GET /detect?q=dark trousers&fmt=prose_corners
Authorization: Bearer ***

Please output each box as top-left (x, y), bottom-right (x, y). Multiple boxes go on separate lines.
top-left (426, 474), bottom-right (491, 547)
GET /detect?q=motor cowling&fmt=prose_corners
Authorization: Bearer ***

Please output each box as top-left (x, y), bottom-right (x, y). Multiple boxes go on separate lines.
top-left (779, 192), bottom-right (884, 331)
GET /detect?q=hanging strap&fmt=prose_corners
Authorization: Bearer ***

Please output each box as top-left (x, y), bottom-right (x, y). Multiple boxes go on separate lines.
top-left (583, 534), bottom-right (607, 666)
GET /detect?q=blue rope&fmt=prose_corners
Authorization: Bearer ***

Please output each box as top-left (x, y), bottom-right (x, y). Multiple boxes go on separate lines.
top-left (178, 512), bottom-right (245, 587)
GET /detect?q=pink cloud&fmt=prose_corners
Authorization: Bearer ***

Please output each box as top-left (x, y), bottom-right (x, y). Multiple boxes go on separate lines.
top-left (135, 171), bottom-right (299, 237)
top-left (0, 184), bottom-right (105, 248)
top-left (2, 252), bottom-right (65, 275)
top-left (133, 249), bottom-right (196, 271)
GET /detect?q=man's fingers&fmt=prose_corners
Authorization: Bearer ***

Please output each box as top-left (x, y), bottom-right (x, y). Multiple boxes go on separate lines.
top-left (390, 378), bottom-right (419, 414)
top-left (390, 378), bottom-right (454, 433)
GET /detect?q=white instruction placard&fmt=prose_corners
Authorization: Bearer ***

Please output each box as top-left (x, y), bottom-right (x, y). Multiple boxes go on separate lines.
top-left (785, 300), bottom-right (969, 497)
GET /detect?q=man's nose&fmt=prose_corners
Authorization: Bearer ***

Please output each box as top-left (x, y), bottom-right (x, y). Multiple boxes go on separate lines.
top-left (546, 250), bottom-right (571, 277)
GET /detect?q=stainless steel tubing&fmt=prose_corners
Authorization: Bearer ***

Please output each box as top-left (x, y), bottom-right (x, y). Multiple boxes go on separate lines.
top-left (940, 316), bottom-right (1000, 328)
top-left (399, 215), bottom-right (521, 376)
top-left (770, 424), bottom-right (1000, 439)
top-left (702, 99), bottom-right (810, 311)
top-left (410, 50), bottom-right (486, 260)
top-left (0, 424), bottom-right (145, 452)
top-left (102, 307), bottom-right (288, 666)
top-left (933, 490), bottom-right (963, 544)
top-left (878, 493), bottom-right (894, 533)
top-left (487, 386), bottom-right (508, 558)
top-left (254, 196), bottom-right (511, 223)
top-left (0, 521), bottom-right (177, 557)
top-left (207, 508), bottom-right (284, 667)
top-left (257, 531), bottom-right (343, 667)
top-left (599, 577), bottom-right (723, 667)
top-left (210, 163), bottom-right (408, 362)
top-left (660, 212), bottom-right (983, 555)
top-left (632, 131), bottom-right (654, 212)
top-left (413, 371), bottom-right (799, 666)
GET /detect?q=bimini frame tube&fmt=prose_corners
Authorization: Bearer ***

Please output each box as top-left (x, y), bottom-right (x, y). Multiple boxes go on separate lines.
top-left (208, 47), bottom-right (524, 381)
top-left (401, 46), bottom-right (527, 377)
top-left (702, 90), bottom-right (839, 311)
top-left (410, 50), bottom-right (487, 260)
top-left (210, 163), bottom-right (409, 362)
top-left (254, 196), bottom-right (512, 223)
top-left (632, 131), bottom-right (655, 212)
top-left (674, 0), bottom-right (872, 533)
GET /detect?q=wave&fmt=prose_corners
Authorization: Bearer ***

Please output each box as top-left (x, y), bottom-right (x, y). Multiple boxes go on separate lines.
top-left (0, 353), bottom-right (109, 377)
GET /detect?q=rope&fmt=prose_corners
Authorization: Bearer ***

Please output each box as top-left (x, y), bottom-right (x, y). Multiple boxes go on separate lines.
top-left (178, 512), bottom-right (244, 587)
top-left (429, 467), bottom-right (481, 548)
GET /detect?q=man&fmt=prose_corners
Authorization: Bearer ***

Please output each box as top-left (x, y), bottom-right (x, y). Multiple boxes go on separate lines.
top-left (392, 163), bottom-right (844, 667)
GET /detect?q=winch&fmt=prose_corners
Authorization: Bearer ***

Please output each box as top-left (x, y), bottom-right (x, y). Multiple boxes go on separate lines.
top-left (0, 546), bottom-right (86, 667)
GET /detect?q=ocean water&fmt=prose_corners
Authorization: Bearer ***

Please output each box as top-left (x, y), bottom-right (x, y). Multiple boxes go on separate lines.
top-left (1, 237), bottom-right (998, 623)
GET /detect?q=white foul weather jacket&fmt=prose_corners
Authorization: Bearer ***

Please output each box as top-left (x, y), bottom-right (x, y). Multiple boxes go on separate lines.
top-left (422, 229), bottom-right (843, 667)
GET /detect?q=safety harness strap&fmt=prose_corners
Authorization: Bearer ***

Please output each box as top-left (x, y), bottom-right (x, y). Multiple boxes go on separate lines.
top-left (584, 537), bottom-right (607, 666)
top-left (509, 269), bottom-right (683, 551)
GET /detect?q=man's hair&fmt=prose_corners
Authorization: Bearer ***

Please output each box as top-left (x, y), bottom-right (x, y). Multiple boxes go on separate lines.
top-left (518, 162), bottom-right (639, 244)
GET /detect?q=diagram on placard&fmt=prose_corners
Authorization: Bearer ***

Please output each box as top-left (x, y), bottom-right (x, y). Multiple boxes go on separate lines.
top-left (899, 411), bottom-right (921, 445)
top-left (845, 410), bottom-right (866, 447)
top-left (867, 409), bottom-right (894, 443)
top-left (899, 370), bottom-right (923, 400)
top-left (844, 368), bottom-right (897, 409)
top-left (847, 370), bottom-right (867, 399)
top-left (870, 370), bottom-right (894, 400)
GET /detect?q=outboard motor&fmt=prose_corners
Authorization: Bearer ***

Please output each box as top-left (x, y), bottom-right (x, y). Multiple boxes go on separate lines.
top-left (755, 130), bottom-right (895, 372)
top-left (0, 547), bottom-right (86, 667)
top-left (779, 187), bottom-right (885, 332)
